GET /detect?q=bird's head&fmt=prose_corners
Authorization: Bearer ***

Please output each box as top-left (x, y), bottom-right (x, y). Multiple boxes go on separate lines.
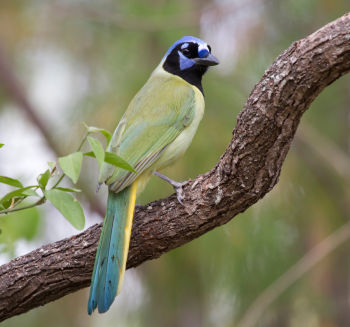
top-left (162, 36), bottom-right (219, 93)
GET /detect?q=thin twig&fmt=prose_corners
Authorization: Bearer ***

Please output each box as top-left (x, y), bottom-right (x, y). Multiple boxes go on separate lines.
top-left (0, 131), bottom-right (90, 215)
top-left (0, 197), bottom-right (45, 215)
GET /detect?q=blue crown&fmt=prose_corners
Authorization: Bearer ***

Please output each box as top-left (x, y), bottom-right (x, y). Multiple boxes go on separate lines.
top-left (163, 36), bottom-right (208, 59)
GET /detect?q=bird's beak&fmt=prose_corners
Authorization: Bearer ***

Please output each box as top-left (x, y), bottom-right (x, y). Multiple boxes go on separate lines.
top-left (193, 54), bottom-right (219, 66)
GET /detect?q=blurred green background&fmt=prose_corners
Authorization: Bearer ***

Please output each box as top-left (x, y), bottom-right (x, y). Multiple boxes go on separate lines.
top-left (0, 1), bottom-right (350, 326)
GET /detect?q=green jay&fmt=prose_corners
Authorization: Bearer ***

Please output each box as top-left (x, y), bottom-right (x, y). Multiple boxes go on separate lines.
top-left (88, 36), bottom-right (219, 314)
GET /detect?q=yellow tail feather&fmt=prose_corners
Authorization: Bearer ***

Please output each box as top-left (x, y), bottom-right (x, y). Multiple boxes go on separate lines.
top-left (117, 181), bottom-right (138, 294)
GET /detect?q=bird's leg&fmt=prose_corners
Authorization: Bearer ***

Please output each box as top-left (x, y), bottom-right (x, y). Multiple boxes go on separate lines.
top-left (154, 171), bottom-right (188, 205)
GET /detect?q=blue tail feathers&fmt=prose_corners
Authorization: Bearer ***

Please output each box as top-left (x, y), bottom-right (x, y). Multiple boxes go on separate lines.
top-left (88, 186), bottom-right (134, 314)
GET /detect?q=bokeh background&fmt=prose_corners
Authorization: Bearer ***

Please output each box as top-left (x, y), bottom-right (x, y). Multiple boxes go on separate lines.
top-left (0, 1), bottom-right (350, 326)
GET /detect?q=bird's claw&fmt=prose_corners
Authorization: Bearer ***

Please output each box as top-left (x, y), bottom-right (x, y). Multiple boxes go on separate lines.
top-left (153, 171), bottom-right (188, 205)
top-left (172, 181), bottom-right (188, 206)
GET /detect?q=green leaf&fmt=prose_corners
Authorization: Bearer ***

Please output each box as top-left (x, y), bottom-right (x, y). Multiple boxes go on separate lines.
top-left (87, 136), bottom-right (105, 171)
top-left (0, 186), bottom-right (37, 207)
top-left (58, 152), bottom-right (83, 184)
top-left (105, 152), bottom-right (137, 173)
top-left (0, 176), bottom-right (23, 188)
top-left (22, 189), bottom-right (39, 197)
top-left (45, 189), bottom-right (85, 230)
top-left (37, 169), bottom-right (51, 191)
top-left (54, 187), bottom-right (81, 193)
top-left (84, 151), bottom-right (136, 173)
top-left (0, 144), bottom-right (4, 149)
top-left (83, 123), bottom-right (111, 143)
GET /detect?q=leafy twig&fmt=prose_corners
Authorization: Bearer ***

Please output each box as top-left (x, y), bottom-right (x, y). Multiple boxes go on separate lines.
top-left (0, 197), bottom-right (45, 215)
top-left (0, 126), bottom-right (134, 230)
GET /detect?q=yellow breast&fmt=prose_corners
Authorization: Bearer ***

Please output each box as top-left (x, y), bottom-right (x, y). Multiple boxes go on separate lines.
top-left (155, 75), bottom-right (205, 170)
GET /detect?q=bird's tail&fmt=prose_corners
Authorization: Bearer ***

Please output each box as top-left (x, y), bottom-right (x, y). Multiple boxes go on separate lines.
top-left (88, 182), bottom-right (138, 314)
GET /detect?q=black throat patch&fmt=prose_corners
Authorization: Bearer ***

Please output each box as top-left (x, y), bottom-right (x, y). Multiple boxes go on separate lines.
top-left (162, 44), bottom-right (208, 95)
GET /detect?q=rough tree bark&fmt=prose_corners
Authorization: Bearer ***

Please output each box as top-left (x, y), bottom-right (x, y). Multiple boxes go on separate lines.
top-left (0, 12), bottom-right (349, 322)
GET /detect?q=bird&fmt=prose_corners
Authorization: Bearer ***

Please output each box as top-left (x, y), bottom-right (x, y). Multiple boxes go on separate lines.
top-left (88, 36), bottom-right (219, 314)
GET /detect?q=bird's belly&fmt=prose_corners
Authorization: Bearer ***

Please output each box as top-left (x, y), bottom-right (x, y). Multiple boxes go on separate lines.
top-left (156, 93), bottom-right (204, 170)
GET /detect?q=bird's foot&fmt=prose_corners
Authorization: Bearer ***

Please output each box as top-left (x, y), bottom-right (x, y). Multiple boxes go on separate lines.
top-left (171, 180), bottom-right (188, 205)
top-left (154, 171), bottom-right (188, 205)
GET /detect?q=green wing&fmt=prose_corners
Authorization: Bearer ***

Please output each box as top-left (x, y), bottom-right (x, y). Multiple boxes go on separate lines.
top-left (100, 73), bottom-right (196, 192)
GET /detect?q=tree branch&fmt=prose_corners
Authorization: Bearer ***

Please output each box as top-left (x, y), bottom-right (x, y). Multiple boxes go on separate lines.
top-left (0, 12), bottom-right (349, 322)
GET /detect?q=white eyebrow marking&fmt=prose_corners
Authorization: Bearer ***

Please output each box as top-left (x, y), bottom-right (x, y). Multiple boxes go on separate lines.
top-left (197, 43), bottom-right (208, 52)
top-left (181, 43), bottom-right (189, 49)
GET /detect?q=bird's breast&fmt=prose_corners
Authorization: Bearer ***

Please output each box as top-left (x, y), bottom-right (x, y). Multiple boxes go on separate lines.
top-left (155, 85), bottom-right (205, 170)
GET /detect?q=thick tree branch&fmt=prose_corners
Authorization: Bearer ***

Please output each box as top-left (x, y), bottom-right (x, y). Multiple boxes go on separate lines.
top-left (0, 13), bottom-right (349, 322)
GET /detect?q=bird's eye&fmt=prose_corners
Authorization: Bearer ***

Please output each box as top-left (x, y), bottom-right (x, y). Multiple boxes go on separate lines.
top-left (208, 45), bottom-right (212, 53)
top-left (182, 48), bottom-right (190, 56)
